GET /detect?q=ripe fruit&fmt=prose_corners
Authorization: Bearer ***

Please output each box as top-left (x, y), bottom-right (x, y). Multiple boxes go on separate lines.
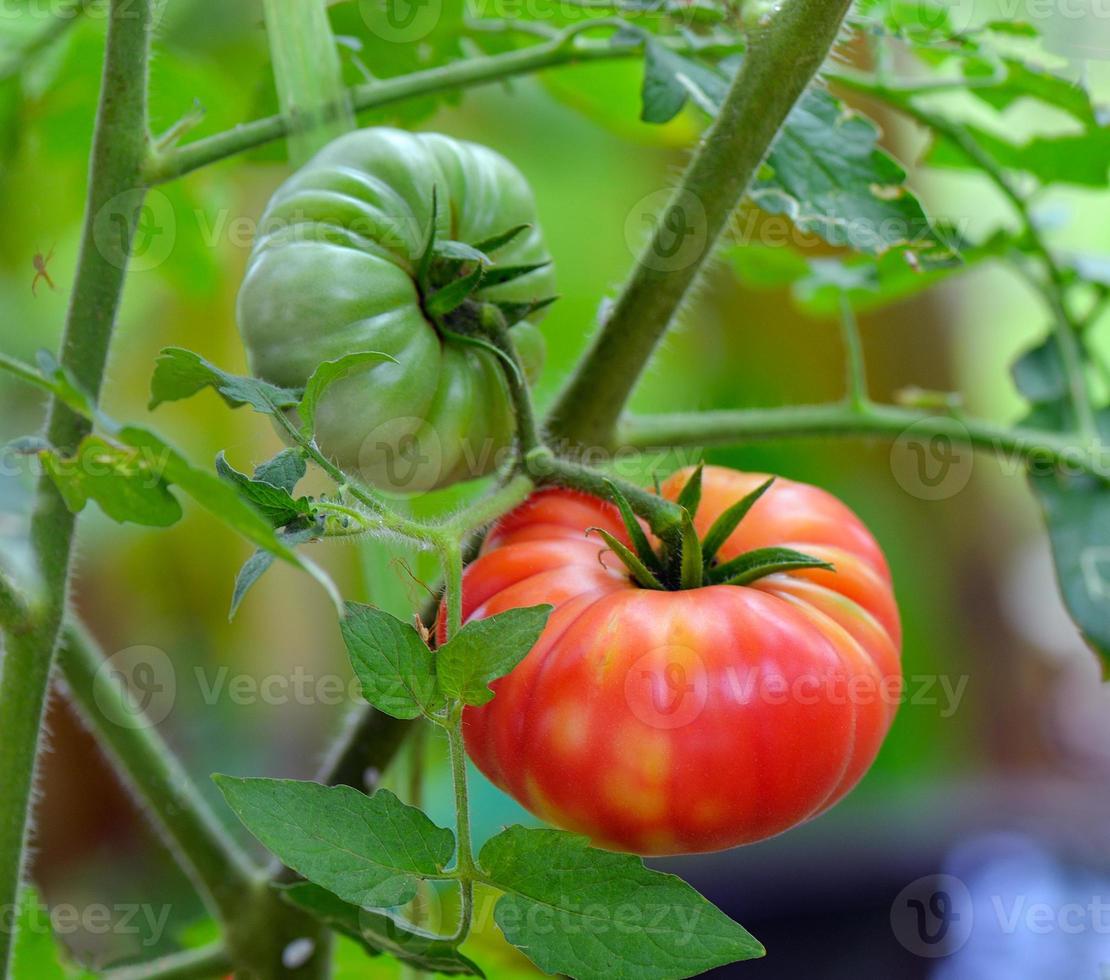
top-left (451, 466), bottom-right (902, 855)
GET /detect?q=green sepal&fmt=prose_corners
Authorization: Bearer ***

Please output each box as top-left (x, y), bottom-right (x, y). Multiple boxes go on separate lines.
top-left (473, 223), bottom-right (531, 254)
top-left (676, 462), bottom-right (704, 516)
top-left (426, 266), bottom-right (485, 317)
top-left (587, 527), bottom-right (665, 590)
top-left (493, 295), bottom-right (559, 328)
top-left (479, 261), bottom-right (551, 288)
top-left (679, 513), bottom-right (705, 590)
top-left (701, 477), bottom-right (775, 566)
top-left (711, 546), bottom-right (834, 587)
top-left (416, 185), bottom-right (439, 294)
top-left (603, 479), bottom-right (663, 574)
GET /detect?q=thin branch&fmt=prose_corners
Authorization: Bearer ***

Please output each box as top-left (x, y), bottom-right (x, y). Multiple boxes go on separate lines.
top-left (145, 23), bottom-right (735, 184)
top-left (545, 0), bottom-right (856, 450)
top-left (617, 403), bottom-right (1110, 480)
top-left (100, 942), bottom-right (232, 980)
top-left (0, 2), bottom-right (154, 973)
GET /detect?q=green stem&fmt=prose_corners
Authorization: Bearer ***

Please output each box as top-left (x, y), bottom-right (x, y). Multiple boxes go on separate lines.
top-left (99, 942), bottom-right (233, 980)
top-left (445, 720), bottom-right (476, 944)
top-left (55, 622), bottom-right (259, 921)
top-left (523, 450), bottom-right (686, 541)
top-left (544, 0), bottom-right (855, 449)
top-left (145, 23), bottom-right (731, 184)
top-left (0, 3), bottom-right (153, 974)
top-left (617, 403), bottom-right (1110, 480)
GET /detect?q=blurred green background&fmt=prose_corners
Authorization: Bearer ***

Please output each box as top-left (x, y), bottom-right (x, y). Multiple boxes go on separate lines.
top-left (3, 1), bottom-right (1110, 976)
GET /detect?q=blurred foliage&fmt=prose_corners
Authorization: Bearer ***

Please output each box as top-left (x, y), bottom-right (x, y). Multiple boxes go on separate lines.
top-left (2, 0), bottom-right (1109, 972)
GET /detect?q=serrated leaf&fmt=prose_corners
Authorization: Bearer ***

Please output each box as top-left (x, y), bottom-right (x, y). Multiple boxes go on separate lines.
top-left (216, 451), bottom-right (312, 527)
top-left (436, 605), bottom-right (552, 707)
top-left (253, 448), bottom-right (307, 494)
top-left (1012, 340), bottom-right (1110, 657)
top-left (480, 826), bottom-right (764, 980)
top-left (149, 347), bottom-right (301, 414)
top-left (300, 350), bottom-right (397, 438)
top-left (640, 36), bottom-right (724, 124)
top-left (40, 435), bottom-right (182, 527)
top-left (215, 778), bottom-right (455, 909)
top-left (230, 526), bottom-right (317, 621)
top-left (711, 546), bottom-right (835, 586)
top-left (281, 883), bottom-right (484, 977)
top-left (341, 601), bottom-right (443, 719)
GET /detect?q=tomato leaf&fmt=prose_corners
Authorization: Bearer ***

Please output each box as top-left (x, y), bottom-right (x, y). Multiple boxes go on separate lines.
top-left (299, 350), bottom-right (397, 440)
top-left (149, 346), bottom-right (301, 414)
top-left (436, 605), bottom-right (552, 707)
top-left (711, 546), bottom-right (835, 586)
top-left (639, 36), bottom-right (724, 124)
top-left (701, 477), bottom-right (774, 565)
top-left (479, 826), bottom-right (764, 980)
top-left (213, 778), bottom-right (455, 909)
top-left (229, 525), bottom-right (318, 621)
top-left (253, 448), bottom-right (307, 494)
top-left (281, 883), bottom-right (485, 977)
top-left (40, 435), bottom-right (183, 528)
top-left (215, 451), bottom-right (312, 528)
top-left (340, 601), bottom-right (443, 719)
top-left (1012, 338), bottom-right (1110, 657)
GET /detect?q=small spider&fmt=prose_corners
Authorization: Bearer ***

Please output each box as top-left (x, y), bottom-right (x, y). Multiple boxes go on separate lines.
top-left (32, 246), bottom-right (57, 296)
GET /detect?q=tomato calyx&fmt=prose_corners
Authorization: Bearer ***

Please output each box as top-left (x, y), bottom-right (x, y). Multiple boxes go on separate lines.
top-left (591, 465), bottom-right (835, 591)
top-left (414, 186), bottom-right (557, 344)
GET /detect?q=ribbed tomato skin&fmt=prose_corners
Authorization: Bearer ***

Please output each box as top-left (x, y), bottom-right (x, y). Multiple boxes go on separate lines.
top-left (447, 467), bottom-right (902, 856)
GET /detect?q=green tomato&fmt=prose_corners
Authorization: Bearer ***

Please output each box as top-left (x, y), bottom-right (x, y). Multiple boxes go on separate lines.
top-left (237, 128), bottom-right (555, 493)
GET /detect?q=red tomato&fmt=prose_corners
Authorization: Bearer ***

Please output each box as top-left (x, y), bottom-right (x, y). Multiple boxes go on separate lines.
top-left (449, 466), bottom-right (902, 855)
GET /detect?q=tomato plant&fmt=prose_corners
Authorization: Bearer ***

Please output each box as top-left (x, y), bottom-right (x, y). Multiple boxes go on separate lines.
top-left (2, 1), bottom-right (1109, 978)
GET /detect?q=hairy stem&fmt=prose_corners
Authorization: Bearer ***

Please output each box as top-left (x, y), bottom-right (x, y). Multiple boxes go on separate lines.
top-left (0, 2), bottom-right (153, 973)
top-left (617, 403), bottom-right (1110, 480)
top-left (545, 0), bottom-right (855, 449)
